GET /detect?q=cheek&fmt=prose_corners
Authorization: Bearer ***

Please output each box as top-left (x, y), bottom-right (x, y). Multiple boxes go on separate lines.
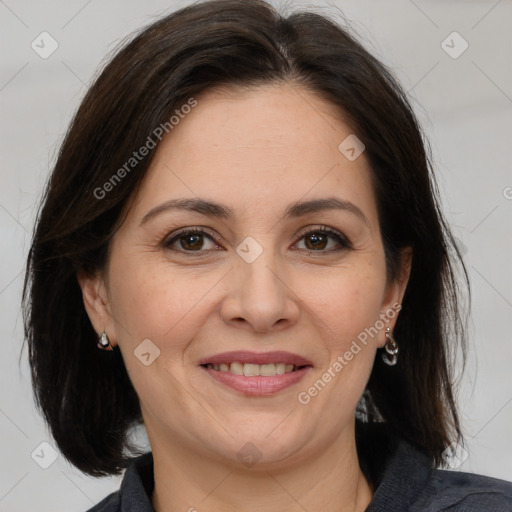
top-left (307, 261), bottom-right (386, 345)
top-left (107, 259), bottom-right (211, 418)
top-left (109, 255), bottom-right (211, 343)
top-left (301, 261), bottom-right (385, 397)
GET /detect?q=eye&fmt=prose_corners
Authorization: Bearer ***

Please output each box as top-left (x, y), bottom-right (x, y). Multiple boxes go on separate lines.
top-left (163, 227), bottom-right (220, 254)
top-left (162, 226), bottom-right (352, 256)
top-left (294, 226), bottom-right (352, 253)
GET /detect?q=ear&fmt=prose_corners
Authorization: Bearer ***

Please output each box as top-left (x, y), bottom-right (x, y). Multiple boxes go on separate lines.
top-left (377, 246), bottom-right (412, 347)
top-left (77, 270), bottom-right (117, 347)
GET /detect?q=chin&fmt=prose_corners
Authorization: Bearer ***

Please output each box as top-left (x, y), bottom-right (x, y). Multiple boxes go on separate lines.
top-left (200, 419), bottom-right (317, 469)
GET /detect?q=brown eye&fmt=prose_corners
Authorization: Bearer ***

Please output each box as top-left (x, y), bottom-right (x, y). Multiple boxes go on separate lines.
top-left (304, 232), bottom-right (328, 250)
top-left (163, 226), bottom-right (351, 256)
top-left (178, 233), bottom-right (204, 251)
top-left (164, 228), bottom-right (219, 253)
top-left (296, 227), bottom-right (352, 253)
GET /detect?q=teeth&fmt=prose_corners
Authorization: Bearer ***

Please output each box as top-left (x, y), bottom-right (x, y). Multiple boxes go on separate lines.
top-left (230, 362), bottom-right (244, 375)
top-left (206, 362), bottom-right (298, 376)
top-left (260, 364), bottom-right (276, 376)
top-left (244, 363), bottom-right (260, 376)
top-left (276, 363), bottom-right (286, 375)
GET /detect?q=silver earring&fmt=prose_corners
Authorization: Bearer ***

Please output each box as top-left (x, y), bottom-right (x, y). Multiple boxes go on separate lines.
top-left (97, 331), bottom-right (113, 351)
top-left (382, 327), bottom-right (398, 366)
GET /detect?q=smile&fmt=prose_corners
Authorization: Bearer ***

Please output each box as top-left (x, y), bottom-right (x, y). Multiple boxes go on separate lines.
top-left (202, 362), bottom-right (303, 376)
top-left (198, 351), bottom-right (313, 395)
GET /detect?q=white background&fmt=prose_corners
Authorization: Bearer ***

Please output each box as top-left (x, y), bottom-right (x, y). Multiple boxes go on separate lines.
top-left (1, 0), bottom-right (511, 510)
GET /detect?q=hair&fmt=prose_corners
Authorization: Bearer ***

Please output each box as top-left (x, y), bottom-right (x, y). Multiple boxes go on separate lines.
top-left (22, 0), bottom-right (469, 481)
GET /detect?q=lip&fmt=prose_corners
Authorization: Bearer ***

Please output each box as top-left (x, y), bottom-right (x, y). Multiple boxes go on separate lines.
top-left (197, 351), bottom-right (313, 396)
top-left (201, 365), bottom-right (312, 396)
top-left (197, 350), bottom-right (313, 366)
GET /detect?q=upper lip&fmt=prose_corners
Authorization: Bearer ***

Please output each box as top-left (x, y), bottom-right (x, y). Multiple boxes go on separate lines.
top-left (197, 351), bottom-right (313, 367)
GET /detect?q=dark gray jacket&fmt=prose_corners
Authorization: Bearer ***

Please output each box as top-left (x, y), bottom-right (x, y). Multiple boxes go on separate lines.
top-left (86, 439), bottom-right (512, 511)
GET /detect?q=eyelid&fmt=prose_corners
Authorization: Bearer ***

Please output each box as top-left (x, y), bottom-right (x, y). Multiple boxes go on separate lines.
top-left (162, 225), bottom-right (352, 254)
top-left (297, 225), bottom-right (352, 248)
top-left (163, 226), bottom-right (223, 251)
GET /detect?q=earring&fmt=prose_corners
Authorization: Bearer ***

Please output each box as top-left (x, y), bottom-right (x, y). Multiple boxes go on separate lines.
top-left (97, 331), bottom-right (114, 351)
top-left (382, 327), bottom-right (398, 366)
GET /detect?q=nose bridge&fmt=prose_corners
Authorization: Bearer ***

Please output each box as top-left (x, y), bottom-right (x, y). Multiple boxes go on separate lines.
top-left (222, 233), bottom-right (299, 332)
top-left (237, 234), bottom-right (285, 299)
top-left (244, 251), bottom-right (282, 294)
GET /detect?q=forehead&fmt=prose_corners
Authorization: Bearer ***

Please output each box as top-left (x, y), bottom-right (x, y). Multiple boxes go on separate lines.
top-left (128, 83), bottom-right (378, 228)
top-left (165, 83), bottom-right (355, 171)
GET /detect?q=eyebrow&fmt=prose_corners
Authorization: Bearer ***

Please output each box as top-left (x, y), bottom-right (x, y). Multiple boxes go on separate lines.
top-left (139, 196), bottom-right (369, 227)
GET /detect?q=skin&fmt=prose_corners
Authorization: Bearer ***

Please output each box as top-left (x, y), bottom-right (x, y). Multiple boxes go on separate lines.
top-left (79, 82), bottom-right (412, 512)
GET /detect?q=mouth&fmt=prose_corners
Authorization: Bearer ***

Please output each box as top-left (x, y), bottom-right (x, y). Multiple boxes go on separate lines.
top-left (200, 362), bottom-right (309, 376)
top-left (197, 351), bottom-right (313, 396)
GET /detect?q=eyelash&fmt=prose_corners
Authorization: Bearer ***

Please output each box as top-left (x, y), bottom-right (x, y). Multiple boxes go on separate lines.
top-left (162, 226), bottom-right (352, 256)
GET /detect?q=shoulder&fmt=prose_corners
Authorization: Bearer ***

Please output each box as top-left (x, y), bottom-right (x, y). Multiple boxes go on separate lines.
top-left (82, 451), bottom-right (154, 512)
top-left (84, 491), bottom-right (120, 512)
top-left (362, 431), bottom-right (512, 512)
top-left (412, 467), bottom-right (512, 512)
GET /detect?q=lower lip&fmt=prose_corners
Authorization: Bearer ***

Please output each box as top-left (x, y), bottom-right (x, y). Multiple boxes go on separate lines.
top-left (201, 366), bottom-right (312, 396)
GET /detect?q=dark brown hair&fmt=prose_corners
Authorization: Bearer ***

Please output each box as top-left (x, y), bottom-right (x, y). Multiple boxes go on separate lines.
top-left (22, 0), bottom-right (469, 480)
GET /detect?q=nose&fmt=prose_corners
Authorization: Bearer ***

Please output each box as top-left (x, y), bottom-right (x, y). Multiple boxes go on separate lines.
top-left (219, 243), bottom-right (300, 334)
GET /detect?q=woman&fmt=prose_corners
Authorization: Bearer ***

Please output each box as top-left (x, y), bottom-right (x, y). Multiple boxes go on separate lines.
top-left (22, 0), bottom-right (511, 510)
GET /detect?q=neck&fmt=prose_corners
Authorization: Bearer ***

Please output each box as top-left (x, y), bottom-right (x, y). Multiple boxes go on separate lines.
top-left (150, 420), bottom-right (373, 512)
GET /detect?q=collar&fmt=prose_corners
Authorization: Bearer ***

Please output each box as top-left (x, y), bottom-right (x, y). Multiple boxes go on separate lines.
top-left (364, 439), bottom-right (432, 511)
top-left (119, 451), bottom-right (155, 511)
top-left (117, 437), bottom-right (432, 511)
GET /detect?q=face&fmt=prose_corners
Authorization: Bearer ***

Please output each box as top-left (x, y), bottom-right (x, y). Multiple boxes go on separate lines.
top-left (80, 83), bottom-right (411, 469)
